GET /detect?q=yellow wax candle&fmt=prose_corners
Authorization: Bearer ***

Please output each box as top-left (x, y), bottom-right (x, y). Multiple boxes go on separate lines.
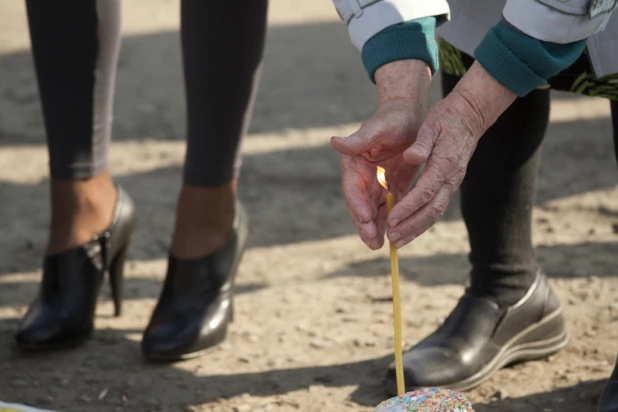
top-left (386, 191), bottom-right (405, 396)
top-left (377, 166), bottom-right (405, 396)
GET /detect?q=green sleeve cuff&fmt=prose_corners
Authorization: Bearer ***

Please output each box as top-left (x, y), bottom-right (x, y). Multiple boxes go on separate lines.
top-left (474, 20), bottom-right (587, 97)
top-left (362, 17), bottom-right (439, 84)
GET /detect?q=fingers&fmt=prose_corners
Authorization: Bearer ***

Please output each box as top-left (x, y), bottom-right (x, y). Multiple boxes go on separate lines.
top-left (340, 155), bottom-right (385, 249)
top-left (350, 210), bottom-right (384, 250)
top-left (340, 156), bottom-right (375, 224)
top-left (403, 122), bottom-right (436, 166)
top-left (331, 101), bottom-right (419, 161)
top-left (387, 158), bottom-right (444, 227)
top-left (386, 185), bottom-right (451, 248)
top-left (331, 120), bottom-right (380, 156)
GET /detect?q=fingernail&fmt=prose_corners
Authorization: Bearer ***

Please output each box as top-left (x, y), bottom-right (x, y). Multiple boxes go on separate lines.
top-left (389, 232), bottom-right (401, 242)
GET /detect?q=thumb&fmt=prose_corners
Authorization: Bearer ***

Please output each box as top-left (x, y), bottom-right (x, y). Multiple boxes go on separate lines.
top-left (331, 121), bottom-right (380, 156)
top-left (404, 122), bottom-right (436, 166)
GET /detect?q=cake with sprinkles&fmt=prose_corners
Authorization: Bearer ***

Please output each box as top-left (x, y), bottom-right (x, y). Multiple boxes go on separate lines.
top-left (374, 388), bottom-right (474, 411)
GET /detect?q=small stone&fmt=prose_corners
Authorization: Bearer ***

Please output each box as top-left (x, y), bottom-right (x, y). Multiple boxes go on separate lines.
top-left (234, 404), bottom-right (252, 412)
top-left (98, 388), bottom-right (109, 400)
top-left (267, 358), bottom-right (281, 367)
top-left (238, 356), bottom-right (251, 364)
top-left (352, 339), bottom-right (361, 348)
top-left (370, 295), bottom-right (392, 303)
top-left (79, 394), bottom-right (92, 403)
top-left (309, 340), bottom-right (330, 349)
top-left (12, 379), bottom-right (27, 387)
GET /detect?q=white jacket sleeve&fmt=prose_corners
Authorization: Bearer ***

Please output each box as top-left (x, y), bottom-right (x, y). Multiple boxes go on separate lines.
top-left (503, 0), bottom-right (618, 43)
top-left (332, 0), bottom-right (450, 50)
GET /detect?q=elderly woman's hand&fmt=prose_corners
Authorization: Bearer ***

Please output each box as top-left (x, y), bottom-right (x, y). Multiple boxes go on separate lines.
top-left (332, 60), bottom-right (430, 249)
top-left (386, 61), bottom-right (517, 247)
top-left (336, 117), bottom-right (422, 250)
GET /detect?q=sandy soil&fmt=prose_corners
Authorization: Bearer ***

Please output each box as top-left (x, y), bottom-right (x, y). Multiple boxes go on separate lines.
top-left (1, 1), bottom-right (618, 411)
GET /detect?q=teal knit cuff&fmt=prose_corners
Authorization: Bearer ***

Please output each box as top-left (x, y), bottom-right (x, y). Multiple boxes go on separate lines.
top-left (362, 17), bottom-right (439, 84)
top-left (475, 21), bottom-right (588, 97)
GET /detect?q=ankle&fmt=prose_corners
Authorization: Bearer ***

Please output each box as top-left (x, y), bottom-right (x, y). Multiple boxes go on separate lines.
top-left (468, 267), bottom-right (538, 308)
top-left (47, 172), bottom-right (117, 255)
top-left (170, 181), bottom-right (237, 259)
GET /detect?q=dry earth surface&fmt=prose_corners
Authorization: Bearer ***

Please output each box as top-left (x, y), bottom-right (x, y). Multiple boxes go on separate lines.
top-left (1, 1), bottom-right (618, 411)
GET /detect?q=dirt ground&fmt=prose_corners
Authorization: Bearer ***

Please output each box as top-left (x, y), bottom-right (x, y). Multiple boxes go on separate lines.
top-left (1, 1), bottom-right (618, 411)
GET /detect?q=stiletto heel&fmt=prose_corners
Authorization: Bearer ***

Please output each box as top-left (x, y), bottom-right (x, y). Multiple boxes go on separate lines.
top-left (16, 186), bottom-right (136, 349)
top-left (142, 203), bottom-right (248, 361)
top-left (109, 238), bottom-right (131, 317)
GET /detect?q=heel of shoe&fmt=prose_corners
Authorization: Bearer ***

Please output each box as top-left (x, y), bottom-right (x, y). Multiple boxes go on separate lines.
top-left (109, 239), bottom-right (131, 317)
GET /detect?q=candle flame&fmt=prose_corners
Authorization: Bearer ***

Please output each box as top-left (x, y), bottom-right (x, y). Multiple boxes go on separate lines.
top-left (376, 166), bottom-right (388, 190)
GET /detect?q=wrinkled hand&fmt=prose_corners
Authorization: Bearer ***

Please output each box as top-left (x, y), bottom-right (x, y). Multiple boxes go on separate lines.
top-left (386, 61), bottom-right (517, 248)
top-left (332, 60), bottom-right (432, 249)
top-left (333, 98), bottom-right (424, 249)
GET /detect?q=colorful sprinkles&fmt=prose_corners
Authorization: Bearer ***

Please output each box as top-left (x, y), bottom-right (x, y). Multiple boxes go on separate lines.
top-left (374, 387), bottom-right (474, 412)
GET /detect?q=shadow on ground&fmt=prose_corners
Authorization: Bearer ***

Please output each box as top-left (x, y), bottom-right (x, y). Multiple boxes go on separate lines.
top-left (0, 239), bottom-right (616, 307)
top-left (0, 116), bottom-right (616, 276)
top-left (0, 22), bottom-right (379, 145)
top-left (0, 324), bottom-right (608, 412)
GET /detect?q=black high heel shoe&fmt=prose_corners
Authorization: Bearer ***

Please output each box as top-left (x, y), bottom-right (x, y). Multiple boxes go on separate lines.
top-left (15, 186), bottom-right (136, 349)
top-left (141, 203), bottom-right (249, 361)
